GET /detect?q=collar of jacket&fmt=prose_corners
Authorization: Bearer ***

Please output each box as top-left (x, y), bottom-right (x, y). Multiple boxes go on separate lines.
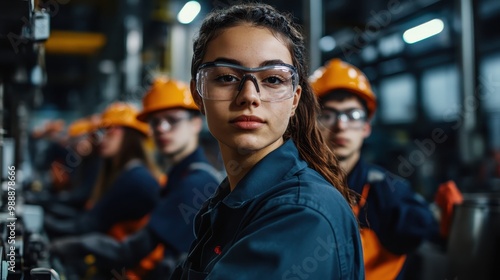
top-left (168, 147), bottom-right (207, 177)
top-left (208, 139), bottom-right (308, 209)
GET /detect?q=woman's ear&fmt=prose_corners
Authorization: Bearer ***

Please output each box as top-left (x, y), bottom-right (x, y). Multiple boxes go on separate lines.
top-left (190, 79), bottom-right (205, 115)
top-left (291, 85), bottom-right (302, 116)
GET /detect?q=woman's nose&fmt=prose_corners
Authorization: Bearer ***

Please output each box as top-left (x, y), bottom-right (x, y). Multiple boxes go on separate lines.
top-left (235, 75), bottom-right (262, 107)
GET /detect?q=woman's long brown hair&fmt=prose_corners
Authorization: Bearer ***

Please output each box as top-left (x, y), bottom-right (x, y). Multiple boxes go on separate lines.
top-left (87, 127), bottom-right (160, 207)
top-left (191, 3), bottom-right (355, 206)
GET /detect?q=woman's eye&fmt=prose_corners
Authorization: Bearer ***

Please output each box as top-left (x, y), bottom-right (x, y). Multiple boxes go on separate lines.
top-left (264, 76), bottom-right (284, 84)
top-left (216, 75), bottom-right (239, 83)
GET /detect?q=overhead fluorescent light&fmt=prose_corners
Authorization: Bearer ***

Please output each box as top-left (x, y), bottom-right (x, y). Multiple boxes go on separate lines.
top-left (177, 1), bottom-right (201, 24)
top-left (403, 19), bottom-right (444, 44)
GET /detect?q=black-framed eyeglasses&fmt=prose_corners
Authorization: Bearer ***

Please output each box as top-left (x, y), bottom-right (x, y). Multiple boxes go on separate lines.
top-left (195, 62), bottom-right (299, 102)
top-left (318, 108), bottom-right (367, 128)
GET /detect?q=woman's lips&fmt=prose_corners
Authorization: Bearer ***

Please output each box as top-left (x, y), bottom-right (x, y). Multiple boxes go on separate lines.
top-left (332, 137), bottom-right (349, 146)
top-left (230, 115), bottom-right (265, 130)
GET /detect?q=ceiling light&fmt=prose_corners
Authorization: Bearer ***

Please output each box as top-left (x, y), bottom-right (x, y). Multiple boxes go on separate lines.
top-left (177, 1), bottom-right (201, 24)
top-left (403, 19), bottom-right (444, 44)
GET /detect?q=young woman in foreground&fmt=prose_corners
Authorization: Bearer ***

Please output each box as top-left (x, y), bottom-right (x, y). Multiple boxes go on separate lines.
top-left (171, 3), bottom-right (364, 279)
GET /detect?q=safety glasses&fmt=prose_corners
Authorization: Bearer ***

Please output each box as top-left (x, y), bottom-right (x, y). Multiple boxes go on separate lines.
top-left (195, 62), bottom-right (299, 102)
top-left (318, 108), bottom-right (367, 129)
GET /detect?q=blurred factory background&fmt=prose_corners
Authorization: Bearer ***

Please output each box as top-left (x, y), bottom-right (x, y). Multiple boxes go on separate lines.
top-left (2, 0), bottom-right (500, 197)
top-left (1, 0), bottom-right (500, 279)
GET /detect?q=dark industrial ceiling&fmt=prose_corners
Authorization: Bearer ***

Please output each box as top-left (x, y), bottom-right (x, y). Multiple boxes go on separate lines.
top-left (3, 0), bottom-right (499, 113)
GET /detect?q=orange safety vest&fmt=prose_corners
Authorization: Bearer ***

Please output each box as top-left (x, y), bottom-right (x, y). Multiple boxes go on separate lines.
top-left (353, 183), bottom-right (407, 280)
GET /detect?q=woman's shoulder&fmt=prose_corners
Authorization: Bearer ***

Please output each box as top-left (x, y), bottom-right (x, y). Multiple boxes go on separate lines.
top-left (114, 163), bottom-right (160, 190)
top-left (256, 167), bottom-right (356, 229)
top-left (293, 166), bottom-right (349, 204)
top-left (118, 162), bottom-right (154, 178)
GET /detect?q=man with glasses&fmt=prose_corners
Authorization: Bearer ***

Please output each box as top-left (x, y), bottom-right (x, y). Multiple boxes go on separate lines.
top-left (311, 59), bottom-right (439, 280)
top-left (51, 77), bottom-right (223, 279)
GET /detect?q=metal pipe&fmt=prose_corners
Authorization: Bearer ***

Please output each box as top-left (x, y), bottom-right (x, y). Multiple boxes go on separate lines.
top-left (457, 0), bottom-right (479, 164)
top-left (0, 78), bottom-right (3, 178)
top-left (304, 0), bottom-right (323, 73)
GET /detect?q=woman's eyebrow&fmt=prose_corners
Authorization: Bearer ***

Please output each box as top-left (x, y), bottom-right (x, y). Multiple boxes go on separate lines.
top-left (211, 57), bottom-right (242, 65)
top-left (260, 59), bottom-right (287, 66)
top-left (210, 58), bottom-right (288, 67)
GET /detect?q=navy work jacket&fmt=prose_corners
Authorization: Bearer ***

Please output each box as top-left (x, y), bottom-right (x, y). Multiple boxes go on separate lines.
top-left (348, 158), bottom-right (439, 255)
top-left (171, 140), bottom-right (364, 280)
top-left (148, 147), bottom-right (222, 255)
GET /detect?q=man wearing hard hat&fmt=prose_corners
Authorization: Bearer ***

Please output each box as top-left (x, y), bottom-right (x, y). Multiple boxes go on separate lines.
top-left (51, 78), bottom-right (222, 279)
top-left (310, 59), bottom-right (440, 280)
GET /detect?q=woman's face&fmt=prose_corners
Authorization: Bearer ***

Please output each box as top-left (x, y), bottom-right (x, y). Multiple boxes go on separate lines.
top-left (99, 126), bottom-right (124, 158)
top-left (196, 25), bottom-right (301, 156)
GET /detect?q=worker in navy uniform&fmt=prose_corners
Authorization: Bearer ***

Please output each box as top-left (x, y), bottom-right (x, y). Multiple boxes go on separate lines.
top-left (45, 102), bottom-right (161, 238)
top-left (51, 78), bottom-right (222, 279)
top-left (311, 58), bottom-right (443, 280)
top-left (26, 116), bottom-right (102, 218)
top-left (170, 4), bottom-right (364, 279)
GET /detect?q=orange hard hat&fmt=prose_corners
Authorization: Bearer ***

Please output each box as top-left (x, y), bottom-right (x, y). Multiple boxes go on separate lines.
top-left (137, 77), bottom-right (198, 122)
top-left (68, 118), bottom-right (96, 138)
top-left (100, 102), bottom-right (149, 136)
top-left (310, 59), bottom-right (377, 118)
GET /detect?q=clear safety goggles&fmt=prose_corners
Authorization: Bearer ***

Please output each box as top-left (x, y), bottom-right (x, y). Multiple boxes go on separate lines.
top-left (318, 108), bottom-right (367, 129)
top-left (195, 62), bottom-right (299, 102)
top-left (148, 115), bottom-right (190, 132)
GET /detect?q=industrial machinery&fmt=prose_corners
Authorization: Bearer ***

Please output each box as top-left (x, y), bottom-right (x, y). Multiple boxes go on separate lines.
top-left (1, 1), bottom-right (61, 279)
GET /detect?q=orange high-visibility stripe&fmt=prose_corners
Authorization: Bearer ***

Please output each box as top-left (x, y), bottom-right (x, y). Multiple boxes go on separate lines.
top-left (353, 183), bottom-right (406, 280)
top-left (107, 215), bottom-right (150, 241)
top-left (126, 244), bottom-right (165, 280)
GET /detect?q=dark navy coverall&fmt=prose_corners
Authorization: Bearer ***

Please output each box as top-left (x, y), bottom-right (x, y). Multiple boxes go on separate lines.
top-left (171, 140), bottom-right (364, 280)
top-left (50, 147), bottom-right (222, 278)
top-left (45, 163), bottom-right (160, 237)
